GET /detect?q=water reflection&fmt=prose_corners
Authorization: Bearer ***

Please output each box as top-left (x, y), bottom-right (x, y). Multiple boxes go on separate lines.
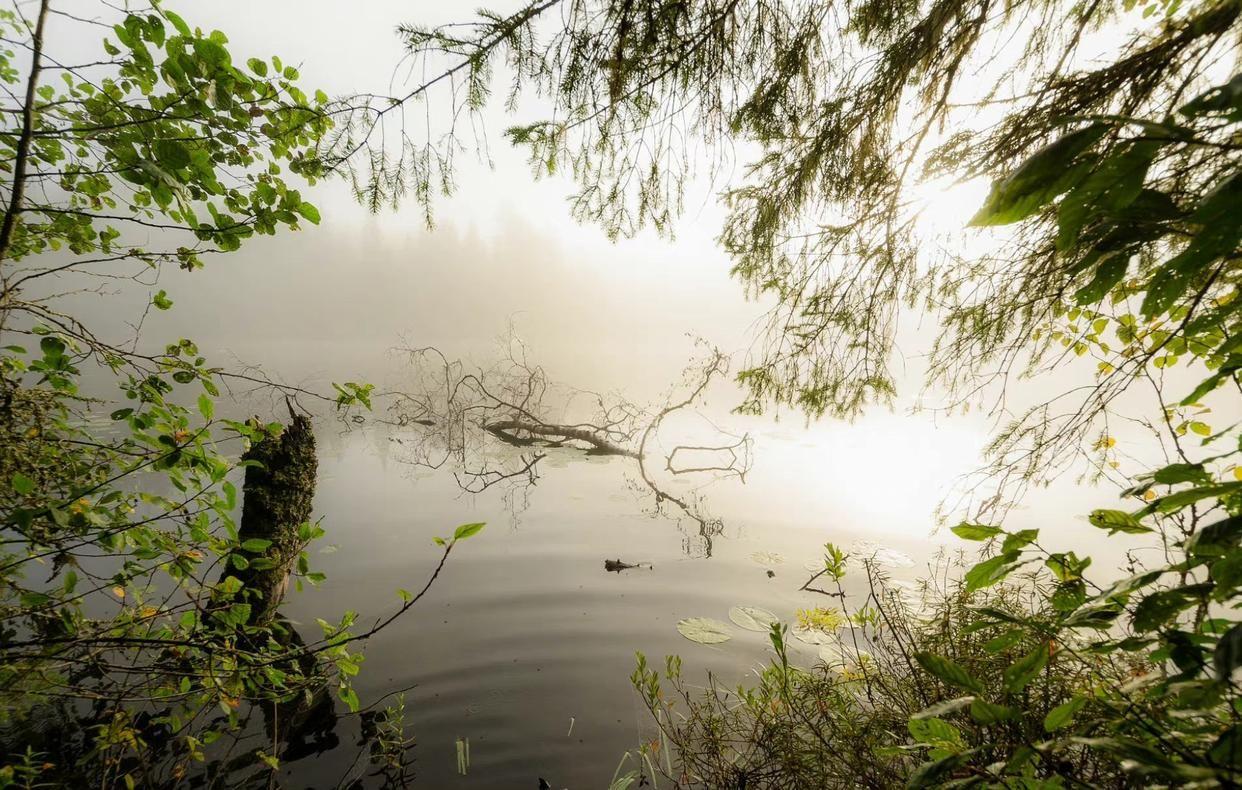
top-left (377, 335), bottom-right (752, 557)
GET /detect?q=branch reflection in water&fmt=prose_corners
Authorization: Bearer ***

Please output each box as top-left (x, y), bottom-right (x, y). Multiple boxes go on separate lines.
top-left (377, 332), bottom-right (752, 557)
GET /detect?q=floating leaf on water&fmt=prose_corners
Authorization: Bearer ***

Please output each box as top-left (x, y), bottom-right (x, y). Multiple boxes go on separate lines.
top-left (817, 644), bottom-right (844, 666)
top-left (851, 541), bottom-right (915, 568)
top-left (676, 617), bottom-right (733, 644)
top-left (793, 626), bottom-right (836, 645)
top-left (729, 606), bottom-right (780, 632)
top-left (750, 551), bottom-right (784, 566)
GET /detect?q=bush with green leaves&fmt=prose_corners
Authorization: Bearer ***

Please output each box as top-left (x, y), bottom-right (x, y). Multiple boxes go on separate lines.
top-left (0, 3), bottom-right (476, 786)
top-left (634, 464), bottom-right (1242, 788)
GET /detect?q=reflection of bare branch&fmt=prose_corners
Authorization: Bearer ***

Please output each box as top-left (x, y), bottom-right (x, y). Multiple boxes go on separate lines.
top-left (385, 332), bottom-right (751, 555)
top-left (631, 349), bottom-right (738, 556)
top-left (666, 435), bottom-right (750, 480)
top-left (454, 452), bottom-right (544, 495)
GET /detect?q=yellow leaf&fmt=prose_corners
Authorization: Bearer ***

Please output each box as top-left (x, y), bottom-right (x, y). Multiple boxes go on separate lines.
top-left (1234, 467), bottom-right (1242, 482)
top-left (112, 586), bottom-right (125, 599)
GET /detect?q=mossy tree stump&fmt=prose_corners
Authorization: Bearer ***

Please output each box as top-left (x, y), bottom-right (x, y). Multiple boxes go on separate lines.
top-left (225, 412), bottom-right (317, 625)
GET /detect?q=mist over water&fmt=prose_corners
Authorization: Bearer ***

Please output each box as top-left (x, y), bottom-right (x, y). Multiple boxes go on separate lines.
top-left (52, 196), bottom-right (1156, 784)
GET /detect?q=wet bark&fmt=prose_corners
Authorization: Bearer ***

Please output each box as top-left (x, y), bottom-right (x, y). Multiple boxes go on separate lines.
top-left (223, 412), bottom-right (335, 765)
top-left (226, 411), bottom-right (318, 625)
top-left (484, 419), bottom-right (639, 458)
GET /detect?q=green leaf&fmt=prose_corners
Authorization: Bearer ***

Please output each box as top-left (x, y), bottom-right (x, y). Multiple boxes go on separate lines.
top-left (240, 538), bottom-right (272, 553)
top-left (983, 629), bottom-right (1025, 653)
top-left (197, 393), bottom-right (214, 420)
top-left (1003, 643), bottom-right (1049, 692)
top-left (1045, 551), bottom-right (1091, 582)
top-left (950, 523), bottom-right (1001, 541)
top-left (914, 652), bottom-right (982, 693)
top-left (1044, 697), bottom-right (1087, 732)
top-left (1087, 509), bottom-right (1151, 535)
top-left (906, 752), bottom-right (971, 788)
top-left (1188, 517), bottom-right (1242, 557)
top-left (10, 473), bottom-right (34, 496)
top-left (1151, 483), bottom-right (1242, 514)
top-left (1210, 725), bottom-right (1242, 769)
top-left (907, 716), bottom-right (963, 748)
top-left (1152, 462), bottom-right (1210, 485)
top-left (969, 697), bottom-right (1016, 724)
top-left (1214, 623), bottom-right (1242, 681)
top-left (1132, 587), bottom-right (1207, 633)
top-left (964, 553), bottom-right (1019, 593)
top-left (1057, 139), bottom-right (1160, 251)
top-left (1001, 529), bottom-right (1039, 553)
top-left (1073, 253), bottom-right (1128, 305)
top-left (676, 617), bottom-right (732, 645)
top-left (296, 202), bottom-right (321, 225)
top-left (153, 290), bottom-right (173, 310)
top-left (338, 685), bottom-right (360, 712)
top-left (911, 696), bottom-right (975, 720)
top-left (164, 10), bottom-right (191, 36)
top-left (154, 139), bottom-right (191, 169)
top-left (452, 522), bottom-right (485, 541)
top-left (1062, 602), bottom-right (1123, 629)
top-left (970, 124), bottom-right (1107, 226)
top-left (728, 606), bottom-right (780, 632)
top-left (1051, 579), bottom-right (1087, 612)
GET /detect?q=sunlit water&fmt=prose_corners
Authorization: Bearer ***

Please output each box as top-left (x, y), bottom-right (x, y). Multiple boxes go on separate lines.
top-left (275, 418), bottom-right (935, 788)
top-left (245, 386), bottom-right (1137, 788)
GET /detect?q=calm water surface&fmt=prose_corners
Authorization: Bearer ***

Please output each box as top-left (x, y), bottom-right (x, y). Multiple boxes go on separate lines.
top-left (268, 413), bottom-right (937, 788)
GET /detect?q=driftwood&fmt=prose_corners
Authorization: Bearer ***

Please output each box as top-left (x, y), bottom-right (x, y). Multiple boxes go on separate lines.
top-left (484, 419), bottom-right (639, 457)
top-left (386, 334), bottom-right (751, 556)
top-left (604, 558), bottom-right (652, 572)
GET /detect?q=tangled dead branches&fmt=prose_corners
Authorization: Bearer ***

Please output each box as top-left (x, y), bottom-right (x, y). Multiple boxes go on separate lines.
top-left (383, 334), bottom-right (751, 556)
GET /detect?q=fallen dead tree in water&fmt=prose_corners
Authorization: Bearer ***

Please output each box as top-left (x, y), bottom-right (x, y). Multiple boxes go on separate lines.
top-left (383, 334), bottom-right (751, 555)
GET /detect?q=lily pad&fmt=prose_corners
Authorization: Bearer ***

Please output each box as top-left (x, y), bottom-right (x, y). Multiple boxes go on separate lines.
top-left (676, 617), bottom-right (732, 645)
top-left (817, 644), bottom-right (844, 666)
top-left (793, 626), bottom-right (837, 645)
top-left (851, 541), bottom-right (914, 568)
top-left (729, 606), bottom-right (780, 632)
top-left (750, 551), bottom-right (785, 566)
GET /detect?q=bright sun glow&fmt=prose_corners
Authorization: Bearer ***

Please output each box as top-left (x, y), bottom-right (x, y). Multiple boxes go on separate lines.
top-left (906, 175), bottom-right (993, 238)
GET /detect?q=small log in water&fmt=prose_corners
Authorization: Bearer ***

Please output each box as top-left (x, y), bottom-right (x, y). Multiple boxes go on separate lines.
top-left (483, 418), bottom-right (639, 458)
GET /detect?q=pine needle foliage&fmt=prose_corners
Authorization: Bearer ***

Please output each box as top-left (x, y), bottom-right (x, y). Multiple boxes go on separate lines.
top-left (356, 0), bottom-right (1239, 435)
